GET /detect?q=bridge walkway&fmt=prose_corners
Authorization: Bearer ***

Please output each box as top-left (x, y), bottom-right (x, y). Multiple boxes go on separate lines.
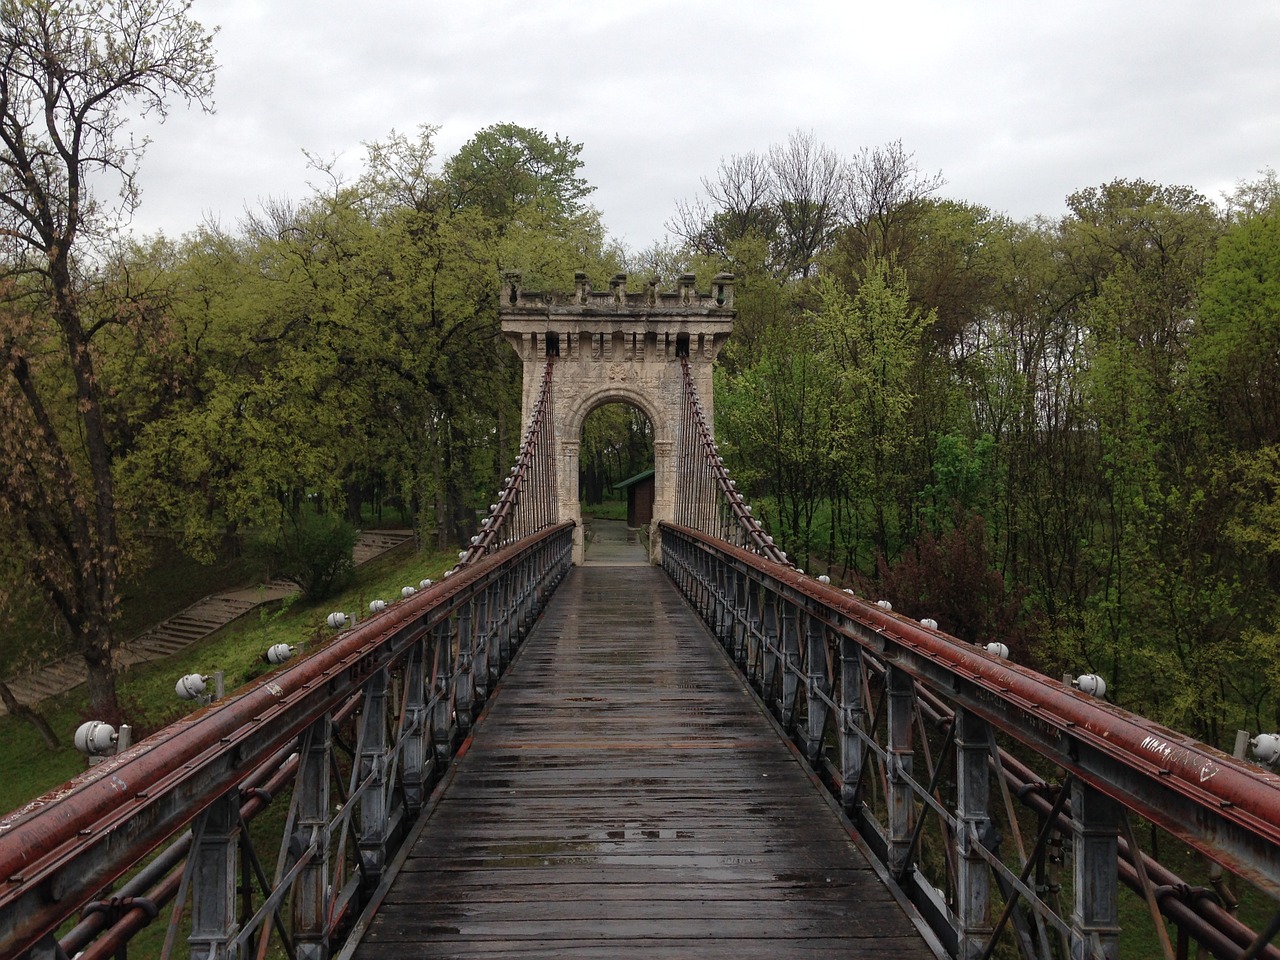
top-left (348, 522), bottom-right (936, 958)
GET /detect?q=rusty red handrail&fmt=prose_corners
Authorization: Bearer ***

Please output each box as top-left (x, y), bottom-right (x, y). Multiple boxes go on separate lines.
top-left (661, 522), bottom-right (1280, 894)
top-left (0, 522), bottom-right (573, 955)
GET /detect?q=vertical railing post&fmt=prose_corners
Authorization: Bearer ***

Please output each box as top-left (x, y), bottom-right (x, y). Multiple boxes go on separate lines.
top-left (455, 599), bottom-right (475, 734)
top-left (293, 717), bottom-right (331, 960)
top-left (695, 547), bottom-right (711, 618)
top-left (705, 550), bottom-right (718, 622)
top-left (955, 706), bottom-right (993, 958)
top-left (838, 635), bottom-right (864, 814)
top-left (760, 589), bottom-right (779, 697)
top-left (497, 571), bottom-right (515, 671)
top-left (1070, 780), bottom-right (1121, 960)
top-left (777, 602), bottom-right (801, 729)
top-left (358, 667), bottom-right (390, 897)
top-left (688, 541), bottom-right (699, 596)
top-left (401, 639), bottom-right (430, 818)
top-left (517, 554), bottom-right (535, 638)
top-left (712, 555), bottom-right (729, 644)
top-left (733, 567), bottom-right (749, 668)
top-left (745, 579), bottom-right (763, 684)
top-left (432, 618), bottom-right (455, 766)
top-left (478, 586), bottom-right (496, 701)
top-left (887, 665), bottom-right (916, 879)
top-left (803, 612), bottom-right (830, 764)
top-left (188, 788), bottom-right (240, 958)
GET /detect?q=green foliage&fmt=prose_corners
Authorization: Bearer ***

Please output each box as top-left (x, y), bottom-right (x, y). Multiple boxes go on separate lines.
top-left (579, 404), bottom-right (653, 505)
top-left (115, 121), bottom-right (615, 562)
top-left (446, 122), bottom-right (594, 224)
top-left (920, 432), bottom-right (996, 531)
top-left (1193, 208), bottom-right (1280, 449)
top-left (716, 257), bottom-right (934, 570)
top-left (694, 145), bottom-right (1276, 746)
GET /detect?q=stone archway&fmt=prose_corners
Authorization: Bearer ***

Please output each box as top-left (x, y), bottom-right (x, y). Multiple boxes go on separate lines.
top-left (561, 388), bottom-right (666, 562)
top-left (501, 271), bottom-right (735, 563)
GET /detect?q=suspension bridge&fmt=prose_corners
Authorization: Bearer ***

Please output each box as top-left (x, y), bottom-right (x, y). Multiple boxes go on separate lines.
top-left (0, 274), bottom-right (1278, 960)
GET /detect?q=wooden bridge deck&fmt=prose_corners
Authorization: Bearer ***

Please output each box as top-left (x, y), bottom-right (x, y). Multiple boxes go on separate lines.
top-left (349, 559), bottom-right (937, 958)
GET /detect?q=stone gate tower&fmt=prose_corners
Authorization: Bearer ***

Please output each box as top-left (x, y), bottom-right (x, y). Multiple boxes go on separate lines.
top-left (500, 271), bottom-right (735, 564)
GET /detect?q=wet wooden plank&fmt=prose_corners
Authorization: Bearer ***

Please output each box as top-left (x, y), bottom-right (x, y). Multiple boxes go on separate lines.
top-left (349, 566), bottom-right (936, 959)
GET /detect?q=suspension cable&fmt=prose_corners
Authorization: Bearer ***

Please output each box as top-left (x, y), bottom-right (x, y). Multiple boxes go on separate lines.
top-left (677, 356), bottom-right (790, 566)
top-left (458, 359), bottom-right (558, 566)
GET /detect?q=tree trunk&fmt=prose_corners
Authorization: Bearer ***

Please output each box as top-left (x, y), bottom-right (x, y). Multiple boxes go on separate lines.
top-left (83, 625), bottom-right (121, 723)
top-left (0, 680), bottom-right (61, 750)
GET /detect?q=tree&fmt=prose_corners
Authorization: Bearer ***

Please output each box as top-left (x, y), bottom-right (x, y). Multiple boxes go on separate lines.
top-left (815, 262), bottom-right (932, 568)
top-left (445, 122), bottom-right (593, 225)
top-left (716, 320), bottom-right (839, 570)
top-left (123, 123), bottom-right (615, 563)
top-left (580, 404), bottom-right (652, 505)
top-left (669, 151), bottom-right (778, 267)
top-left (0, 0), bottom-right (215, 716)
top-left (1194, 203), bottom-right (1280, 730)
top-left (1194, 206), bottom-right (1280, 450)
top-left (766, 131), bottom-right (844, 279)
top-left (838, 139), bottom-right (945, 264)
top-left (1057, 181), bottom-right (1229, 734)
top-left (669, 131), bottom-right (845, 280)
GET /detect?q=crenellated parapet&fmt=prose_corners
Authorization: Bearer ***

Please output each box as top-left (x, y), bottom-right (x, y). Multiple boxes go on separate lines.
top-left (500, 270), bottom-right (734, 365)
top-left (503, 269), bottom-right (734, 311)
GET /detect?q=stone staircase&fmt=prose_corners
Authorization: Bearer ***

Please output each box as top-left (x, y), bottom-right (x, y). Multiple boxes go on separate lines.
top-left (0, 530), bottom-right (414, 715)
top-left (119, 592), bottom-right (277, 667)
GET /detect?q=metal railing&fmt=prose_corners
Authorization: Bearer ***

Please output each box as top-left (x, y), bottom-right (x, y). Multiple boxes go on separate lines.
top-left (458, 358), bottom-right (559, 567)
top-left (0, 522), bottom-right (574, 960)
top-left (674, 356), bottom-right (790, 564)
top-left (661, 523), bottom-right (1280, 960)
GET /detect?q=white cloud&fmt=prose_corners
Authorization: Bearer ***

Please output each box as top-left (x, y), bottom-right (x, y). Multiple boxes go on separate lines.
top-left (125, 0), bottom-right (1280, 245)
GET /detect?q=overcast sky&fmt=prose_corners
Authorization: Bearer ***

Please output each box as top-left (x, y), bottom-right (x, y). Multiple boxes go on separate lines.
top-left (128, 0), bottom-right (1280, 251)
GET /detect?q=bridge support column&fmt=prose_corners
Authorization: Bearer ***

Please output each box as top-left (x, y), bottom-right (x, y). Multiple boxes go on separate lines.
top-left (652, 439), bottom-right (675, 563)
top-left (358, 667), bottom-right (390, 896)
top-left (432, 618), bottom-right (455, 766)
top-left (558, 438), bottom-right (584, 565)
top-left (955, 707), bottom-right (993, 958)
top-left (777, 603), bottom-right (800, 728)
top-left (838, 636), bottom-right (864, 814)
top-left (188, 788), bottom-right (240, 958)
top-left (456, 600), bottom-right (475, 734)
top-left (803, 613), bottom-right (830, 764)
top-left (1070, 780), bottom-right (1121, 959)
top-left (293, 717), bottom-right (332, 960)
top-left (401, 639), bottom-right (430, 818)
top-left (887, 665), bottom-right (917, 879)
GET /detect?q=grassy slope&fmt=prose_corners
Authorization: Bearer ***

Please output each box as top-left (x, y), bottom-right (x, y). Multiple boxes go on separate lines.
top-left (0, 540), bottom-right (259, 676)
top-left (0, 542), bottom-right (456, 813)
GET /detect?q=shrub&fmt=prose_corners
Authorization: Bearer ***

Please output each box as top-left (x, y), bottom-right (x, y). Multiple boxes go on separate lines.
top-left (260, 513), bottom-right (356, 601)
